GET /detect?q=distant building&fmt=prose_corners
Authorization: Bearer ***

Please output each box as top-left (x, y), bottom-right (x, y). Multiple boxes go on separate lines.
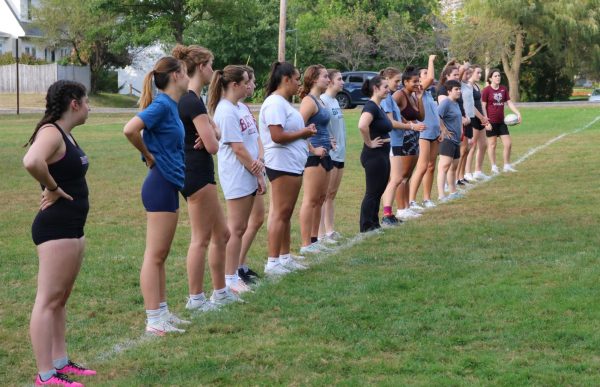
top-left (0, 0), bottom-right (71, 62)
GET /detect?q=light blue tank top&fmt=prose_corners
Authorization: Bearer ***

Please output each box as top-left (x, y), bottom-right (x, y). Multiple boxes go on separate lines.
top-left (307, 94), bottom-right (332, 151)
top-left (381, 93), bottom-right (404, 147)
top-left (420, 89), bottom-right (441, 140)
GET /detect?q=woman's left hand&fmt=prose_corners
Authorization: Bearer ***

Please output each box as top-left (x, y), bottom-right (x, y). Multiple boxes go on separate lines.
top-left (313, 146), bottom-right (328, 158)
top-left (40, 187), bottom-right (73, 211)
top-left (257, 176), bottom-right (267, 195)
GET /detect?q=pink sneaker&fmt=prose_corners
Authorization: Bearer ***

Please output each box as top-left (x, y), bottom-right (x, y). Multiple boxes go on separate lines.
top-left (56, 361), bottom-right (97, 376)
top-left (35, 372), bottom-right (84, 386)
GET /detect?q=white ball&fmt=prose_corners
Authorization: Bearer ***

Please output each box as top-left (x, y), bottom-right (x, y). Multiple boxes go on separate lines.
top-left (504, 113), bottom-right (519, 126)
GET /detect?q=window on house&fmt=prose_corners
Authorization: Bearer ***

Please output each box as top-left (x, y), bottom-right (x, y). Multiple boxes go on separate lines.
top-left (25, 47), bottom-right (31, 54)
top-left (32, 47), bottom-right (36, 57)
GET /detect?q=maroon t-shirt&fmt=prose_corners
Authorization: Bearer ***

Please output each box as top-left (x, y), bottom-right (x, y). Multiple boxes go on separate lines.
top-left (482, 85), bottom-right (509, 124)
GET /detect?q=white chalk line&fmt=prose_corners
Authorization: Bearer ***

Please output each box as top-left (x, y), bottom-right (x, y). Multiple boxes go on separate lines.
top-left (94, 114), bottom-right (600, 363)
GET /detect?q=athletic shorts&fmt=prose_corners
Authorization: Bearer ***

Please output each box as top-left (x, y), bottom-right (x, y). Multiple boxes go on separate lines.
top-left (486, 122), bottom-right (510, 137)
top-left (181, 149), bottom-right (216, 198)
top-left (471, 116), bottom-right (484, 130)
top-left (463, 122), bottom-right (473, 139)
top-left (265, 167), bottom-right (303, 182)
top-left (141, 167), bottom-right (179, 213)
top-left (31, 197), bottom-right (89, 245)
top-left (332, 160), bottom-right (345, 169)
top-left (305, 155), bottom-right (333, 171)
top-left (400, 132), bottom-right (420, 156)
top-left (439, 139), bottom-right (460, 159)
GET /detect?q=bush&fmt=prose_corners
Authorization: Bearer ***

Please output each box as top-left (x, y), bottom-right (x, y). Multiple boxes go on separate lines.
top-left (94, 69), bottom-right (119, 93)
top-left (519, 49), bottom-right (574, 102)
top-left (0, 52), bottom-right (47, 65)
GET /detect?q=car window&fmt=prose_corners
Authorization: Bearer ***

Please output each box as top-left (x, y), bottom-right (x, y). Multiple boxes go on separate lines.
top-left (593, 89), bottom-right (600, 96)
top-left (348, 75), bottom-right (363, 84)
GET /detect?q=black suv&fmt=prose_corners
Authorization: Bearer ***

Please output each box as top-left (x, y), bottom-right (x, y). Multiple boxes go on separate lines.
top-left (336, 71), bottom-right (378, 109)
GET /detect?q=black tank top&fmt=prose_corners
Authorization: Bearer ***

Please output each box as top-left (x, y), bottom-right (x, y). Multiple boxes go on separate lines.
top-left (45, 123), bottom-right (89, 199)
top-left (473, 84), bottom-right (483, 114)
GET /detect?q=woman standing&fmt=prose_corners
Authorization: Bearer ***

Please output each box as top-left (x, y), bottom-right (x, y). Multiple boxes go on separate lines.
top-left (123, 56), bottom-right (191, 335)
top-left (209, 66), bottom-right (265, 293)
top-left (482, 69), bottom-right (522, 174)
top-left (358, 75), bottom-right (393, 232)
top-left (298, 65), bottom-right (331, 254)
top-left (408, 55), bottom-right (442, 209)
top-left (172, 45), bottom-right (237, 310)
top-left (24, 80), bottom-right (95, 386)
top-left (318, 69), bottom-right (346, 241)
top-left (259, 61), bottom-right (316, 275)
top-left (464, 65), bottom-right (491, 181)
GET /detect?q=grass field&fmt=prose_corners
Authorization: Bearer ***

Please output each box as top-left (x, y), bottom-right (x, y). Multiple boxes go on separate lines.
top-left (0, 92), bottom-right (139, 109)
top-left (1, 106), bottom-right (600, 385)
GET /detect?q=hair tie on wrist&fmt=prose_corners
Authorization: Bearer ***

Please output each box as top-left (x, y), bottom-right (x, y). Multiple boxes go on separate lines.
top-left (47, 185), bottom-right (59, 192)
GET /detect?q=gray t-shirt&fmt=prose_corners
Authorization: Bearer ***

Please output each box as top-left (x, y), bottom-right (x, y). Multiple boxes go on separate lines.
top-left (321, 94), bottom-right (346, 162)
top-left (461, 81), bottom-right (475, 118)
top-left (438, 99), bottom-right (462, 145)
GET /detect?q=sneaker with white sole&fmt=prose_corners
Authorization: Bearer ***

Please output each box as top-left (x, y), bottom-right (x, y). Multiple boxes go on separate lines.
top-left (473, 171), bottom-right (490, 180)
top-left (396, 208), bottom-right (422, 220)
top-left (229, 280), bottom-right (253, 294)
top-left (318, 235), bottom-right (338, 245)
top-left (327, 231), bottom-right (343, 241)
top-left (164, 311), bottom-right (191, 326)
top-left (448, 191), bottom-right (464, 200)
top-left (145, 320), bottom-right (185, 336)
top-left (438, 196), bottom-right (450, 203)
top-left (35, 373), bottom-right (83, 387)
top-left (422, 199), bottom-right (436, 208)
top-left (291, 254), bottom-right (306, 261)
top-left (409, 200), bottom-right (425, 211)
top-left (210, 288), bottom-right (244, 305)
top-left (186, 297), bottom-right (219, 312)
top-left (280, 257), bottom-right (307, 271)
top-left (464, 172), bottom-right (473, 181)
top-left (264, 261), bottom-right (291, 276)
top-left (503, 164), bottom-right (517, 172)
top-left (299, 243), bottom-right (322, 255)
top-left (491, 165), bottom-right (500, 175)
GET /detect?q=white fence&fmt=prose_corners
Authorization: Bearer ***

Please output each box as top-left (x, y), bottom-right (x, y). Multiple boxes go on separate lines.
top-left (0, 63), bottom-right (91, 93)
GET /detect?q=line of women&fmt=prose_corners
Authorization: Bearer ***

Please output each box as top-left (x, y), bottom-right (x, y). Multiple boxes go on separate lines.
top-left (23, 49), bottom-right (521, 385)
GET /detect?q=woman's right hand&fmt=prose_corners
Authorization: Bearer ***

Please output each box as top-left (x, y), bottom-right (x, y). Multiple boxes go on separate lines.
top-left (301, 124), bottom-right (318, 139)
top-left (40, 187), bottom-right (73, 211)
top-left (412, 122), bottom-right (426, 132)
top-left (368, 137), bottom-right (385, 148)
top-left (144, 153), bottom-right (155, 169)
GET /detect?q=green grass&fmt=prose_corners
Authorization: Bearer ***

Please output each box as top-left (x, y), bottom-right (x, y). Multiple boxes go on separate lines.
top-left (0, 92), bottom-right (139, 109)
top-left (1, 107), bottom-right (600, 385)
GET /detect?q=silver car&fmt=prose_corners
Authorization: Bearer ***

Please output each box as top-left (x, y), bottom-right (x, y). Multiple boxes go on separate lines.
top-left (589, 88), bottom-right (600, 102)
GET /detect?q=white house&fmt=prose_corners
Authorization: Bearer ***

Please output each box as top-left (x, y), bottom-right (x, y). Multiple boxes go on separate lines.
top-left (118, 45), bottom-right (167, 96)
top-left (0, 0), bottom-right (71, 62)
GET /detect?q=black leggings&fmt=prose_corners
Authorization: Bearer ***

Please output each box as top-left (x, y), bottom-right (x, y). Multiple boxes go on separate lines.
top-left (359, 144), bottom-right (390, 232)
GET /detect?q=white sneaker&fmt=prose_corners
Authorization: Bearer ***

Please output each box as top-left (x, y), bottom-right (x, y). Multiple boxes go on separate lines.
top-left (280, 256), bottom-right (307, 271)
top-left (228, 279), bottom-right (253, 294)
top-left (396, 208), bottom-right (422, 220)
top-left (409, 200), bottom-right (425, 211)
top-left (299, 243), bottom-right (322, 255)
top-left (186, 297), bottom-right (219, 312)
top-left (422, 199), bottom-right (436, 208)
top-left (438, 196), bottom-right (450, 203)
top-left (464, 172), bottom-right (473, 181)
top-left (145, 320), bottom-right (185, 336)
top-left (327, 231), bottom-right (343, 241)
top-left (291, 254), bottom-right (306, 261)
top-left (503, 164), bottom-right (517, 172)
top-left (210, 288), bottom-right (244, 305)
top-left (163, 311), bottom-right (191, 326)
top-left (491, 165), bottom-right (500, 175)
top-left (473, 171), bottom-right (490, 180)
top-left (264, 261), bottom-right (291, 276)
top-left (318, 235), bottom-right (338, 245)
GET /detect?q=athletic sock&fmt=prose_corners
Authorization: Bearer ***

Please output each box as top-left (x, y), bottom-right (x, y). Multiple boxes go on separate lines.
top-left (311, 236), bottom-right (318, 244)
top-left (159, 301), bottom-right (168, 314)
top-left (225, 274), bottom-right (237, 287)
top-left (383, 206), bottom-right (392, 216)
top-left (267, 257), bottom-right (279, 266)
top-left (53, 356), bottom-right (69, 370)
top-left (146, 308), bottom-right (162, 325)
top-left (190, 292), bottom-right (206, 302)
top-left (39, 369), bottom-right (57, 382)
top-left (214, 287), bottom-right (228, 299)
top-left (279, 253), bottom-right (291, 262)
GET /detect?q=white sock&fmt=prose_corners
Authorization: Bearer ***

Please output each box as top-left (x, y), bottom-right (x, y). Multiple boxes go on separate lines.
top-left (190, 293), bottom-right (206, 302)
top-left (225, 274), bottom-right (237, 287)
top-left (279, 253), bottom-right (291, 261)
top-left (159, 301), bottom-right (168, 314)
top-left (146, 309), bottom-right (162, 325)
top-left (53, 356), bottom-right (69, 370)
top-left (267, 257), bottom-right (279, 266)
top-left (214, 287), bottom-right (227, 296)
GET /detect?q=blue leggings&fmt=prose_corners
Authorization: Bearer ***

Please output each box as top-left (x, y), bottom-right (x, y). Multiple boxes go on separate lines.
top-left (141, 167), bottom-right (179, 212)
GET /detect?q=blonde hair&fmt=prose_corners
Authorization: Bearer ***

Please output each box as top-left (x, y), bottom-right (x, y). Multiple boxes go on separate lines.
top-left (172, 44), bottom-right (213, 78)
top-left (139, 56), bottom-right (183, 109)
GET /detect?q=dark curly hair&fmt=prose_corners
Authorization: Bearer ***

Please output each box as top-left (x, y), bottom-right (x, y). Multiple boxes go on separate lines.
top-left (25, 80), bottom-right (87, 146)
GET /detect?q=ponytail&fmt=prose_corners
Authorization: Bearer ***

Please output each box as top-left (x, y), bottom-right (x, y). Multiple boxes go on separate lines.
top-left (299, 64), bottom-right (325, 99)
top-left (265, 61), bottom-right (296, 97)
top-left (139, 71), bottom-right (155, 110)
top-left (139, 56), bottom-right (183, 110)
top-left (361, 75), bottom-right (383, 98)
top-left (207, 65), bottom-right (248, 115)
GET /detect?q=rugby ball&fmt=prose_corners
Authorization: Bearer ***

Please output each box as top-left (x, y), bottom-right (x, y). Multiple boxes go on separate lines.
top-left (504, 113), bottom-right (519, 126)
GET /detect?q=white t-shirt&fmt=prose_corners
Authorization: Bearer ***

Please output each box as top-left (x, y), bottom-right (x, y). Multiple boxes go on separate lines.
top-left (320, 93), bottom-right (346, 162)
top-left (259, 94), bottom-right (308, 174)
top-left (215, 99), bottom-right (259, 199)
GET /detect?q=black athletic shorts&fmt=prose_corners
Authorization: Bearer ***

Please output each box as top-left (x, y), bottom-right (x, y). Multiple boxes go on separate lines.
top-left (471, 116), bottom-right (484, 130)
top-left (486, 122), bottom-right (510, 137)
top-left (332, 160), bottom-right (345, 169)
top-left (181, 149), bottom-right (216, 198)
top-left (32, 198), bottom-right (89, 245)
top-left (439, 139), bottom-right (460, 159)
top-left (463, 122), bottom-right (473, 139)
top-left (265, 167), bottom-right (303, 182)
top-left (305, 155), bottom-right (333, 171)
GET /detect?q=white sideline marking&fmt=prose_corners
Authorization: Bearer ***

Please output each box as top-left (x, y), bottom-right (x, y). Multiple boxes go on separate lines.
top-left (93, 115), bottom-right (600, 363)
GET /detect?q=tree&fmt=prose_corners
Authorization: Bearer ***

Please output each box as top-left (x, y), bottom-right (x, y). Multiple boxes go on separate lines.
top-left (32, 0), bottom-right (131, 92)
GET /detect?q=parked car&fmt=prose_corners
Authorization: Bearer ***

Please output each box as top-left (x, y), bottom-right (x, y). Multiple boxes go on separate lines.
top-left (589, 88), bottom-right (600, 102)
top-left (336, 71), bottom-right (378, 109)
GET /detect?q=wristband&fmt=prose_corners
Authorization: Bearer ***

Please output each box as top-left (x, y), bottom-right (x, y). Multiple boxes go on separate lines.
top-left (47, 185), bottom-right (59, 192)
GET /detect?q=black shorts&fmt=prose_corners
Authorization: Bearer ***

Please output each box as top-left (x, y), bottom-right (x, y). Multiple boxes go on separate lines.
top-left (463, 122), bottom-right (473, 139)
top-left (305, 155), bottom-right (333, 171)
top-left (32, 198), bottom-right (89, 245)
top-left (486, 123), bottom-right (510, 137)
top-left (400, 132), bottom-right (420, 156)
top-left (332, 160), bottom-right (345, 169)
top-left (439, 139), bottom-right (460, 159)
top-left (471, 116), bottom-right (484, 130)
top-left (265, 167), bottom-right (303, 182)
top-left (181, 149), bottom-right (216, 198)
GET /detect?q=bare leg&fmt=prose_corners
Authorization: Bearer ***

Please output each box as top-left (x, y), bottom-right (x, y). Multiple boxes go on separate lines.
top-left (457, 137), bottom-right (469, 180)
top-left (395, 155), bottom-right (417, 210)
top-left (239, 195), bottom-right (265, 266)
top-left (437, 156), bottom-right (452, 199)
top-left (268, 175), bottom-right (302, 258)
top-left (423, 140), bottom-right (440, 201)
top-left (299, 166), bottom-right (329, 247)
top-left (475, 130), bottom-right (488, 172)
top-left (487, 135), bottom-right (498, 167)
top-left (500, 134), bottom-right (512, 166)
top-left (319, 166), bottom-right (344, 237)
top-left (382, 156), bottom-right (403, 210)
top-left (225, 195), bottom-right (255, 276)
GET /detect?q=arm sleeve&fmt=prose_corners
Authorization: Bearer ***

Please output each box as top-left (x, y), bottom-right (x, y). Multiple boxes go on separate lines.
top-left (138, 100), bottom-right (167, 132)
top-left (262, 100), bottom-right (287, 127)
top-left (481, 87), bottom-right (489, 105)
top-left (179, 93), bottom-right (208, 121)
top-left (362, 101), bottom-right (378, 118)
top-left (437, 100), bottom-right (448, 120)
top-left (219, 113), bottom-right (244, 144)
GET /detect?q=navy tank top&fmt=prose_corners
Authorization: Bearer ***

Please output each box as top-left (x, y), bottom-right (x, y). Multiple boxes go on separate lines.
top-left (45, 123), bottom-right (89, 199)
top-left (473, 84), bottom-right (483, 114)
top-left (306, 94), bottom-right (332, 151)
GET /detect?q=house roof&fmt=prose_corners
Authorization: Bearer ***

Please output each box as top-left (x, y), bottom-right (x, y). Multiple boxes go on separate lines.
top-left (0, 0), bottom-right (26, 38)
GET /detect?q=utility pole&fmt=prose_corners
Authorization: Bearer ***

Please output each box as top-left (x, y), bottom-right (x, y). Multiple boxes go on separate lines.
top-left (277, 0), bottom-right (286, 62)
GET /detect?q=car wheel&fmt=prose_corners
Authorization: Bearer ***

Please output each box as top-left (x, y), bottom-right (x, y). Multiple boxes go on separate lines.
top-left (336, 93), bottom-right (352, 109)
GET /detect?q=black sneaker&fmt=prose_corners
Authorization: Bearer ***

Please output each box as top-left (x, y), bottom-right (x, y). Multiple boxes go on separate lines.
top-left (381, 215), bottom-right (399, 227)
top-left (456, 179), bottom-right (466, 186)
top-left (238, 268), bottom-right (257, 284)
top-left (245, 267), bottom-right (260, 278)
